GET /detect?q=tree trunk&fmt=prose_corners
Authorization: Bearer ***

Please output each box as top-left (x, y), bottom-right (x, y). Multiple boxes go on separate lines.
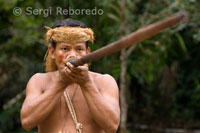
top-left (119, 0), bottom-right (128, 132)
top-left (119, 49), bottom-right (128, 133)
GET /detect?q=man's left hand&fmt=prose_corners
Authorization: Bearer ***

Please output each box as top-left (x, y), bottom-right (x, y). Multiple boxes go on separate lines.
top-left (65, 62), bottom-right (91, 86)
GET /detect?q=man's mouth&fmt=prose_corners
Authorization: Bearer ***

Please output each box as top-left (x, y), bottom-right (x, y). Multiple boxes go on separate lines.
top-left (65, 57), bottom-right (80, 66)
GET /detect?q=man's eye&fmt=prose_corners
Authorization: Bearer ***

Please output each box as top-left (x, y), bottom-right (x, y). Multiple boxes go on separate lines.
top-left (62, 48), bottom-right (68, 51)
top-left (78, 48), bottom-right (83, 51)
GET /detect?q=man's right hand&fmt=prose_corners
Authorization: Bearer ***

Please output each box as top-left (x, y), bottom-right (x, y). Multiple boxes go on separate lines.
top-left (56, 64), bottom-right (72, 87)
top-left (55, 56), bottom-right (73, 87)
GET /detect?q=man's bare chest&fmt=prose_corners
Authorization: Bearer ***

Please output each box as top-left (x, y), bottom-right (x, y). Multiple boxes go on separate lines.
top-left (43, 86), bottom-right (95, 125)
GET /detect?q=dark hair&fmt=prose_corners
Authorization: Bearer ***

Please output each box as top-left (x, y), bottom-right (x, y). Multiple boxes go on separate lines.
top-left (51, 18), bottom-right (89, 49)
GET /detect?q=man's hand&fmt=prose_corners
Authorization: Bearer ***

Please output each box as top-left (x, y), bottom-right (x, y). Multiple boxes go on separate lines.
top-left (56, 59), bottom-right (73, 86)
top-left (65, 62), bottom-right (91, 86)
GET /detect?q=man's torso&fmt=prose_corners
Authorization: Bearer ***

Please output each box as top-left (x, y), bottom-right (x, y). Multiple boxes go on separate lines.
top-left (38, 71), bottom-right (105, 133)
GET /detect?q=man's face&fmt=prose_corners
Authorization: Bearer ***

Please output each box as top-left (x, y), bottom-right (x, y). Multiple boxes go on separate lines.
top-left (51, 42), bottom-right (90, 68)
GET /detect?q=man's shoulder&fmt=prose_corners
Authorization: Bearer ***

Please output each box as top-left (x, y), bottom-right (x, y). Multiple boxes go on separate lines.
top-left (89, 71), bottom-right (116, 84)
top-left (89, 71), bottom-right (119, 93)
top-left (28, 72), bottom-right (53, 86)
top-left (26, 72), bottom-right (54, 93)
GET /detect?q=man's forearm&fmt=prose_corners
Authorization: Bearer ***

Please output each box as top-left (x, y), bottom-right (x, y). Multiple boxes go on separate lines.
top-left (80, 82), bottom-right (120, 133)
top-left (21, 82), bottom-right (66, 130)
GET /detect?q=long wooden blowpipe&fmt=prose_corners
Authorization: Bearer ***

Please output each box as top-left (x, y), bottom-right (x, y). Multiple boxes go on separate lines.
top-left (69, 11), bottom-right (188, 67)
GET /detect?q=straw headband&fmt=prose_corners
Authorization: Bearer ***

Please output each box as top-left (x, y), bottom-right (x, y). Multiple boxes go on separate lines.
top-left (45, 26), bottom-right (94, 43)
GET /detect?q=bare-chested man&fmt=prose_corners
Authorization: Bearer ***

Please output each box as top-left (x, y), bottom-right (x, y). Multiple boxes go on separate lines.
top-left (20, 19), bottom-right (120, 133)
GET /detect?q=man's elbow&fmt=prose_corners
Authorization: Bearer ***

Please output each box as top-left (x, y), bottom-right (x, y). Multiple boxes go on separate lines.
top-left (106, 118), bottom-right (120, 133)
top-left (21, 111), bottom-right (36, 131)
top-left (106, 125), bottom-right (118, 133)
top-left (21, 118), bottom-right (35, 131)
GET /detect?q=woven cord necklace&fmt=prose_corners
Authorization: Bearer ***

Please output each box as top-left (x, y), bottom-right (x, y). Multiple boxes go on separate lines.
top-left (64, 84), bottom-right (83, 133)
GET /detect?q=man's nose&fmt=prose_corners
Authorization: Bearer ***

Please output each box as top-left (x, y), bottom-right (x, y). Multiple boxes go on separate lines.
top-left (68, 50), bottom-right (78, 59)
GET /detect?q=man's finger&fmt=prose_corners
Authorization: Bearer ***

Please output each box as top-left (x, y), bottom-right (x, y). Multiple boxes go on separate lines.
top-left (66, 66), bottom-right (79, 78)
top-left (66, 62), bottom-right (81, 73)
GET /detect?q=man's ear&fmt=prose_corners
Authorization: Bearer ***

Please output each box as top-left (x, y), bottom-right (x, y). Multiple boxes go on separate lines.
top-left (48, 45), bottom-right (56, 59)
top-left (87, 47), bottom-right (91, 54)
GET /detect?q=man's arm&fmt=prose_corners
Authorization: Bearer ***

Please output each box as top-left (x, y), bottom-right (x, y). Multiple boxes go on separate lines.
top-left (20, 73), bottom-right (67, 131)
top-left (80, 74), bottom-right (120, 133)
top-left (66, 62), bottom-right (120, 132)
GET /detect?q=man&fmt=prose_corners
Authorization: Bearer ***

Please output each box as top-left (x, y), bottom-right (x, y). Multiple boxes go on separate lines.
top-left (20, 18), bottom-right (120, 133)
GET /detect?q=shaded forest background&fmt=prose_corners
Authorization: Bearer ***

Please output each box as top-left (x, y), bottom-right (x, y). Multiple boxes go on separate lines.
top-left (0, 0), bottom-right (200, 132)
